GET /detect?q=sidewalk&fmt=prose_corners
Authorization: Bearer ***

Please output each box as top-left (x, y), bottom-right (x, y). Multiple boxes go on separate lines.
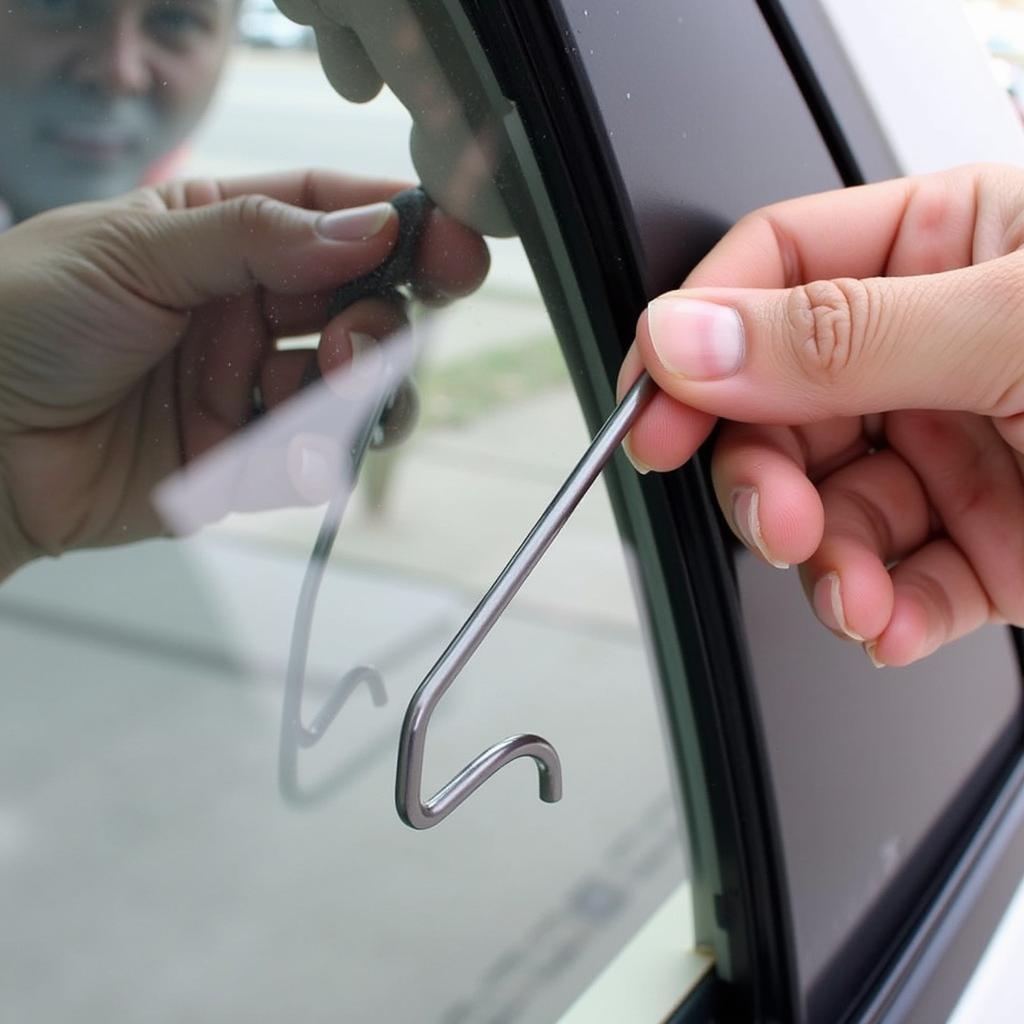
top-left (213, 284), bottom-right (640, 633)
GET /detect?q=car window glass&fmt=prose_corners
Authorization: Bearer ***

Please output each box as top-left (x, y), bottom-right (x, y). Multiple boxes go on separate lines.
top-left (0, 3), bottom-right (708, 1020)
top-left (738, 551), bottom-right (1022, 1022)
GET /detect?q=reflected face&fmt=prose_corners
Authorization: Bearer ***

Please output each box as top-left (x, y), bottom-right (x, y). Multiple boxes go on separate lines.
top-left (0, 0), bottom-right (235, 220)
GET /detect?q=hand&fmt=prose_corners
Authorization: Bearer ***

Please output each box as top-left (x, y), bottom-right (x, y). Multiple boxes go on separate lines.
top-left (620, 163), bottom-right (1024, 667)
top-left (0, 170), bottom-right (488, 577)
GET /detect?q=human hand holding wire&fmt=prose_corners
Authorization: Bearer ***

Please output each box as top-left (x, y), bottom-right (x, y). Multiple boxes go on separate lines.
top-left (621, 163), bottom-right (1024, 668)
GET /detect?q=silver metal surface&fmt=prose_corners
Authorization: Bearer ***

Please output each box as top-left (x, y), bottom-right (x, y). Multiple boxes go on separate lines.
top-left (396, 371), bottom-right (657, 829)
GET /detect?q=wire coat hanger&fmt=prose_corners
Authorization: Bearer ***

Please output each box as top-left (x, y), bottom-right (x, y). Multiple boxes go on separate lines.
top-left (395, 371), bottom-right (657, 828)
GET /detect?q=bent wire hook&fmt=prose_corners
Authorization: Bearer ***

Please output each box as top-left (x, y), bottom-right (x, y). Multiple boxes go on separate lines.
top-left (396, 371), bottom-right (657, 829)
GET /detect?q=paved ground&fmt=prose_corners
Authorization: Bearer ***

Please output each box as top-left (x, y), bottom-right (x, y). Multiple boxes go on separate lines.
top-left (0, 44), bottom-right (691, 1024)
top-left (0, 536), bottom-right (685, 1023)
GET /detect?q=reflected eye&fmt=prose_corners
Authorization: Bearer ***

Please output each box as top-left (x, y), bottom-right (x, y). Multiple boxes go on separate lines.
top-left (146, 2), bottom-right (215, 45)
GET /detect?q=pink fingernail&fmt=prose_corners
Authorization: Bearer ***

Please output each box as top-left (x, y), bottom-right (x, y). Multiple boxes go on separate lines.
top-left (812, 572), bottom-right (865, 642)
top-left (622, 434), bottom-right (651, 475)
top-left (647, 296), bottom-right (745, 380)
top-left (317, 202), bottom-right (395, 241)
top-left (731, 487), bottom-right (788, 568)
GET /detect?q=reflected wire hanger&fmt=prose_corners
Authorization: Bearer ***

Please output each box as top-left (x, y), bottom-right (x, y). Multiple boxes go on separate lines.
top-left (278, 187), bottom-right (429, 805)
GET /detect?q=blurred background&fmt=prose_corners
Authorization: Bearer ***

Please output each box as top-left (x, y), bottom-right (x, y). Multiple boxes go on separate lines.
top-left (964, 0), bottom-right (1024, 122)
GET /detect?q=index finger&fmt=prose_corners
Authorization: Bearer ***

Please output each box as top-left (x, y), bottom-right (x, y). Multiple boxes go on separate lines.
top-left (685, 162), bottom-right (992, 290)
top-left (157, 169), bottom-right (413, 214)
top-left (622, 164), bottom-right (987, 470)
top-left (684, 174), bottom-right (912, 290)
top-left (161, 170), bottom-right (490, 306)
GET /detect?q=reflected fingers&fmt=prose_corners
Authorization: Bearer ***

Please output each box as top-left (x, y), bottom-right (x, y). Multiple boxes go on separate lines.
top-left (261, 297), bottom-right (409, 412)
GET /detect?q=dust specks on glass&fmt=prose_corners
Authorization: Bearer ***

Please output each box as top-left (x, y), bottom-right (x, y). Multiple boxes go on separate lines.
top-left (0, 1), bottom-right (693, 1020)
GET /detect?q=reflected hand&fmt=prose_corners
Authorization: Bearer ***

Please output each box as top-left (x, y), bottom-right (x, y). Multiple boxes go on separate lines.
top-left (0, 169), bottom-right (488, 577)
top-left (620, 163), bottom-right (1024, 667)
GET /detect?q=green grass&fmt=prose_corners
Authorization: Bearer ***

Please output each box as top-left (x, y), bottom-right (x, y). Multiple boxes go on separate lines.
top-left (418, 335), bottom-right (568, 427)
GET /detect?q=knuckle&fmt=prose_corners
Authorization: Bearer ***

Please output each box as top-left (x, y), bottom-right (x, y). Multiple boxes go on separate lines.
top-left (227, 194), bottom-right (298, 283)
top-left (902, 568), bottom-right (957, 642)
top-left (73, 206), bottom-right (164, 289)
top-left (826, 483), bottom-right (895, 557)
top-left (786, 277), bottom-right (875, 386)
top-left (231, 193), bottom-right (279, 234)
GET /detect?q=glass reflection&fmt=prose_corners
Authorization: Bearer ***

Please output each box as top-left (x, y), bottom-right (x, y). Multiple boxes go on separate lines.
top-left (0, 2), bottom-right (692, 1020)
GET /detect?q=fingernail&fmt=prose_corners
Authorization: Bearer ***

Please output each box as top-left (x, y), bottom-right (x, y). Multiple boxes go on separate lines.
top-left (812, 572), bottom-right (865, 642)
top-left (287, 433), bottom-right (342, 503)
top-left (731, 487), bottom-right (788, 568)
top-left (317, 202), bottom-right (396, 242)
top-left (864, 641), bottom-right (886, 668)
top-left (622, 434), bottom-right (651, 475)
top-left (647, 296), bottom-right (745, 380)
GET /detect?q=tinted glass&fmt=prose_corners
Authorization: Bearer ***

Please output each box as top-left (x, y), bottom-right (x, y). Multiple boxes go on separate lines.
top-left (739, 554), bottom-right (1022, 1023)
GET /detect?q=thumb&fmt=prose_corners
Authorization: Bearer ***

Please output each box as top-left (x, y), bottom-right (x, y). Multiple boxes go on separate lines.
top-left (637, 254), bottom-right (1024, 424)
top-left (112, 194), bottom-right (399, 308)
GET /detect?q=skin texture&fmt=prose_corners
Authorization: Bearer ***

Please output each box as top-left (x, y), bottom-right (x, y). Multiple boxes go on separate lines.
top-left (0, 0), bottom-right (236, 219)
top-left (0, 169), bottom-right (489, 575)
top-left (619, 163), bottom-right (1024, 669)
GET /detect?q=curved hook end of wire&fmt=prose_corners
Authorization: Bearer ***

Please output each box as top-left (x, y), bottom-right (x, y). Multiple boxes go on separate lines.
top-left (394, 372), bottom-right (656, 830)
top-left (397, 733), bottom-right (563, 830)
